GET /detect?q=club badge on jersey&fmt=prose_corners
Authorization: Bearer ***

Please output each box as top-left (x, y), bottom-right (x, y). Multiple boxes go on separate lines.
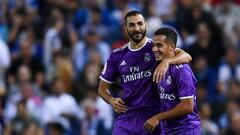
top-left (144, 53), bottom-right (151, 62)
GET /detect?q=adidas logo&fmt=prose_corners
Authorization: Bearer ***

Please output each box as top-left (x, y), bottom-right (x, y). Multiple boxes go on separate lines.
top-left (176, 64), bottom-right (183, 69)
top-left (120, 60), bottom-right (126, 66)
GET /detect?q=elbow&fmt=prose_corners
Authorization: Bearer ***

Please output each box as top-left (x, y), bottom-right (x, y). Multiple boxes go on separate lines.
top-left (187, 107), bottom-right (194, 114)
top-left (188, 54), bottom-right (192, 62)
top-left (98, 86), bottom-right (102, 96)
top-left (185, 54), bottom-right (192, 63)
top-left (98, 83), bottom-right (103, 96)
top-left (184, 105), bottom-right (194, 114)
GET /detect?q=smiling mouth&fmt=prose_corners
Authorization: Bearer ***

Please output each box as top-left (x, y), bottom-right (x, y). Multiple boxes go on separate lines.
top-left (153, 52), bottom-right (161, 56)
top-left (133, 33), bottom-right (142, 37)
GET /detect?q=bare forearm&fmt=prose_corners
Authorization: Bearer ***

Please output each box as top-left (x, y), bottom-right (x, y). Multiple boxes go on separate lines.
top-left (154, 103), bottom-right (193, 121)
top-left (99, 88), bottom-right (113, 105)
top-left (168, 48), bottom-right (192, 64)
top-left (98, 81), bottom-right (113, 105)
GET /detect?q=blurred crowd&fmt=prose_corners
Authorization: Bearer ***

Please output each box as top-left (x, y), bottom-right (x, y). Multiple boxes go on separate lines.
top-left (0, 0), bottom-right (239, 135)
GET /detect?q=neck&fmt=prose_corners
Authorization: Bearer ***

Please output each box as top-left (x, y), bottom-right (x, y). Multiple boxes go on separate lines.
top-left (129, 37), bottom-right (147, 49)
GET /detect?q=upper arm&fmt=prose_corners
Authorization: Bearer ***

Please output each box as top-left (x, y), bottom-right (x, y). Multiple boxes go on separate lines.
top-left (175, 65), bottom-right (196, 99)
top-left (99, 80), bottom-right (111, 91)
top-left (174, 48), bottom-right (186, 55)
top-left (175, 65), bottom-right (196, 112)
top-left (100, 53), bottom-right (119, 83)
top-left (180, 97), bottom-right (194, 112)
top-left (174, 48), bottom-right (192, 62)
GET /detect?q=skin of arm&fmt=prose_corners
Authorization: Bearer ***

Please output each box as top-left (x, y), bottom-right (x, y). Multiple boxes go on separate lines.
top-left (153, 48), bottom-right (192, 82)
top-left (98, 80), bottom-right (127, 113)
top-left (98, 80), bottom-right (113, 104)
top-left (144, 98), bottom-right (194, 132)
top-left (168, 48), bottom-right (192, 64)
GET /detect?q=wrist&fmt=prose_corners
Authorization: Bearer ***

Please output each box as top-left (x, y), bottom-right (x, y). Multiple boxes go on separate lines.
top-left (163, 58), bottom-right (171, 64)
top-left (109, 97), bottom-right (115, 105)
top-left (155, 114), bottom-right (163, 121)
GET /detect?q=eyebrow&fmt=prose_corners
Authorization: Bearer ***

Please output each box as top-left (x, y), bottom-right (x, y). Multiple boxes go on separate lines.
top-left (153, 43), bottom-right (163, 46)
top-left (129, 21), bottom-right (143, 25)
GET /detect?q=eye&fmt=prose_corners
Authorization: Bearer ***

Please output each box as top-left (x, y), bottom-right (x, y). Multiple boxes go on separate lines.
top-left (155, 43), bottom-right (162, 48)
top-left (138, 21), bottom-right (144, 26)
top-left (128, 23), bottom-right (135, 27)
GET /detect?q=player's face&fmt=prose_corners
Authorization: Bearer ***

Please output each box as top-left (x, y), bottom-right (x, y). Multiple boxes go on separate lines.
top-left (125, 14), bottom-right (146, 43)
top-left (152, 35), bottom-right (172, 61)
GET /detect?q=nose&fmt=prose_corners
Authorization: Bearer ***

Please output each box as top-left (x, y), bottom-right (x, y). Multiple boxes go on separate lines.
top-left (134, 25), bottom-right (140, 31)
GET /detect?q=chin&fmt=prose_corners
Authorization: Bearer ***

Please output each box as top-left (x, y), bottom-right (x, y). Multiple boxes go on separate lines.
top-left (155, 57), bottom-right (162, 61)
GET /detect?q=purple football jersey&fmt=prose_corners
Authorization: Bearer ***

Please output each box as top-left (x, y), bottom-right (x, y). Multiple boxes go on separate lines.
top-left (158, 64), bottom-right (201, 134)
top-left (100, 38), bottom-right (160, 111)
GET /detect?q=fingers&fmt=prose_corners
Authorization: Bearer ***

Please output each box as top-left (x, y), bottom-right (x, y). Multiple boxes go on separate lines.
top-left (153, 69), bottom-right (157, 82)
top-left (113, 98), bottom-right (127, 113)
top-left (159, 69), bottom-right (164, 83)
top-left (118, 99), bottom-right (125, 105)
top-left (115, 105), bottom-right (127, 113)
top-left (153, 66), bottom-right (167, 83)
top-left (144, 123), bottom-right (155, 133)
top-left (116, 99), bottom-right (127, 109)
top-left (156, 69), bottom-right (162, 83)
top-left (153, 67), bottom-right (160, 83)
top-left (153, 67), bottom-right (163, 83)
top-left (115, 108), bottom-right (127, 113)
top-left (114, 104), bottom-right (127, 112)
top-left (154, 60), bottom-right (169, 83)
top-left (162, 69), bottom-right (167, 81)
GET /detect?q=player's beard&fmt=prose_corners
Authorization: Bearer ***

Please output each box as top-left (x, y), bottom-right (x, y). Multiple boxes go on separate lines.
top-left (127, 30), bottom-right (146, 43)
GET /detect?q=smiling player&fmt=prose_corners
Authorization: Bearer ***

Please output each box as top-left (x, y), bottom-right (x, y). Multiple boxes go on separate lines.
top-left (144, 27), bottom-right (201, 135)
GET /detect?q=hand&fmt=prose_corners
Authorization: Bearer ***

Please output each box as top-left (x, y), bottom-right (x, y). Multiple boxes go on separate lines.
top-left (153, 59), bottom-right (169, 83)
top-left (144, 116), bottom-right (160, 133)
top-left (110, 98), bottom-right (127, 113)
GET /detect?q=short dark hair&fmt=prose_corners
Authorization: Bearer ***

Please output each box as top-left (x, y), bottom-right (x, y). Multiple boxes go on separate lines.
top-left (154, 27), bottom-right (177, 46)
top-left (124, 10), bottom-right (144, 25)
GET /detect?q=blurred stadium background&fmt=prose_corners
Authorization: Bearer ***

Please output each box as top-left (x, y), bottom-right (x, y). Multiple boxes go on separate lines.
top-left (0, 0), bottom-right (240, 135)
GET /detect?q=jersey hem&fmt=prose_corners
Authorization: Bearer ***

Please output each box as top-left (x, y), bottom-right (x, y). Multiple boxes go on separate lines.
top-left (179, 95), bottom-right (194, 99)
top-left (99, 76), bottom-right (115, 84)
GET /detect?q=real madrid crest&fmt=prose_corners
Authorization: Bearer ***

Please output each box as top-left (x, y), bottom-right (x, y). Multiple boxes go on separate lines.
top-left (144, 53), bottom-right (151, 62)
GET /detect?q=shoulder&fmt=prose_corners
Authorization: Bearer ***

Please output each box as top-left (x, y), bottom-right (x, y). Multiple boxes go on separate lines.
top-left (171, 64), bottom-right (197, 82)
top-left (148, 38), bottom-right (153, 43)
top-left (172, 64), bottom-right (190, 70)
top-left (109, 43), bottom-right (128, 58)
top-left (146, 38), bottom-right (154, 47)
top-left (171, 64), bottom-right (192, 75)
top-left (113, 43), bottom-right (128, 53)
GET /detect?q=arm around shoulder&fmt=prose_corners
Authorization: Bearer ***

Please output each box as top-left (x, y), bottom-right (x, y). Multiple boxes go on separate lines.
top-left (168, 48), bottom-right (192, 64)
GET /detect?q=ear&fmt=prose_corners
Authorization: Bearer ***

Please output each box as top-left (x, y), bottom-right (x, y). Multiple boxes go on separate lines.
top-left (169, 44), bottom-right (175, 51)
top-left (170, 43), bottom-right (176, 49)
top-left (124, 25), bottom-right (127, 32)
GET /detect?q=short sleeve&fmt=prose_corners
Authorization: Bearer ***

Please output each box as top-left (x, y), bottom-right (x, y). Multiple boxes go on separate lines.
top-left (100, 53), bottom-right (119, 83)
top-left (175, 64), bottom-right (197, 99)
